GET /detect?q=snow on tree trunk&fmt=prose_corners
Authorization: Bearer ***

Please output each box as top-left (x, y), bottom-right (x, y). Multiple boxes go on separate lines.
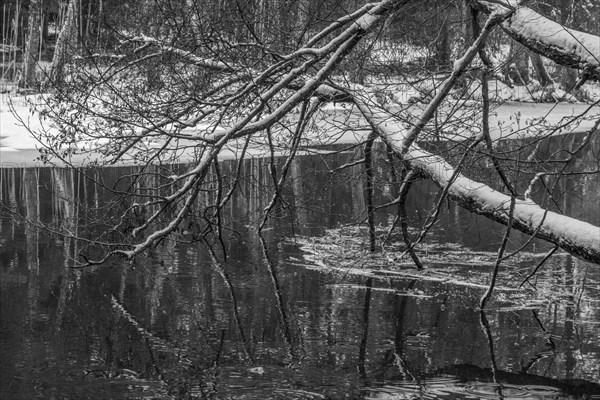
top-left (474, 1), bottom-right (600, 80)
top-left (359, 104), bottom-right (600, 264)
top-left (557, 0), bottom-right (579, 90)
top-left (49, 0), bottom-right (79, 84)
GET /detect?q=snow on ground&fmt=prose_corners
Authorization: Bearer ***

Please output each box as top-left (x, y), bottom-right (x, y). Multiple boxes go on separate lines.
top-left (0, 95), bottom-right (47, 152)
top-left (2, 84), bottom-right (600, 167)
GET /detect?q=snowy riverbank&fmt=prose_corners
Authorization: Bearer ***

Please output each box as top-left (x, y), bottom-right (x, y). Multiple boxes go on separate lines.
top-left (2, 92), bottom-right (599, 167)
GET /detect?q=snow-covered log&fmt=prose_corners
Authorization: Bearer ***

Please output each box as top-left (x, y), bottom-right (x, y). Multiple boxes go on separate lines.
top-left (359, 103), bottom-right (600, 264)
top-left (473, 1), bottom-right (600, 80)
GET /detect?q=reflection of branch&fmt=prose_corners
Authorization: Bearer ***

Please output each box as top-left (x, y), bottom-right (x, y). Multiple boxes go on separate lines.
top-left (111, 294), bottom-right (184, 355)
top-left (110, 294), bottom-right (209, 395)
top-left (205, 247), bottom-right (252, 360)
top-left (520, 245), bottom-right (559, 288)
top-left (480, 193), bottom-right (515, 309)
top-left (394, 280), bottom-right (417, 380)
top-left (520, 310), bottom-right (556, 373)
top-left (479, 310), bottom-right (504, 398)
top-left (259, 233), bottom-right (295, 362)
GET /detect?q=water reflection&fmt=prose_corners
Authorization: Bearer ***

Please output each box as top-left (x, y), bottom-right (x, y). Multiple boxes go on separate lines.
top-left (1, 133), bottom-right (600, 399)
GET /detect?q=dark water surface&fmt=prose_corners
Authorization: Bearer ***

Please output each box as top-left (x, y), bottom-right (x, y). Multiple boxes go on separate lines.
top-left (1, 134), bottom-right (600, 399)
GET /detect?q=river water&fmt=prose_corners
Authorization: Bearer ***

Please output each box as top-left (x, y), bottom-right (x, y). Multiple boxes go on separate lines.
top-left (1, 133), bottom-right (600, 399)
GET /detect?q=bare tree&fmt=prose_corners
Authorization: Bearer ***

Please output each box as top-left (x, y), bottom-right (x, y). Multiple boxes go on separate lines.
top-left (31, 0), bottom-right (600, 274)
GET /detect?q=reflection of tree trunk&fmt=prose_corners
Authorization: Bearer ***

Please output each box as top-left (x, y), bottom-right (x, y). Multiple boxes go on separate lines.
top-left (393, 280), bottom-right (416, 379)
top-left (290, 158), bottom-right (308, 227)
top-left (209, 257), bottom-right (251, 359)
top-left (53, 168), bottom-right (79, 330)
top-left (479, 310), bottom-right (503, 397)
top-left (24, 169), bottom-right (40, 322)
top-left (260, 234), bottom-right (295, 361)
top-left (358, 278), bottom-right (372, 380)
top-left (148, 260), bottom-right (167, 326)
top-left (562, 255), bottom-right (575, 379)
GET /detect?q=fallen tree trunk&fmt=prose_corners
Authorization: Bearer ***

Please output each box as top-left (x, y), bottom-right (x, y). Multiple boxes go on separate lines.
top-left (473, 1), bottom-right (600, 80)
top-left (359, 103), bottom-right (600, 264)
top-left (410, 146), bottom-right (600, 264)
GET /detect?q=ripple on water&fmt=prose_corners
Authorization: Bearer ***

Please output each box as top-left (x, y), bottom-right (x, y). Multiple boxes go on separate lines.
top-left (363, 378), bottom-right (565, 400)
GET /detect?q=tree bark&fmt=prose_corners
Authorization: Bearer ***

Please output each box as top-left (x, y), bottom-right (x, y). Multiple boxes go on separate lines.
top-left (49, 0), bottom-right (79, 84)
top-left (529, 52), bottom-right (554, 86)
top-left (22, 0), bottom-right (42, 88)
top-left (473, 1), bottom-right (600, 81)
top-left (434, 1), bottom-right (451, 71)
top-left (557, 0), bottom-right (578, 89)
top-left (505, 39), bottom-right (529, 85)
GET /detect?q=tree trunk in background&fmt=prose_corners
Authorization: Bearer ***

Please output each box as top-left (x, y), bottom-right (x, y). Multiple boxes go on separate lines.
top-left (434, 1), bottom-right (450, 71)
top-left (530, 52), bottom-right (554, 86)
top-left (456, 1), bottom-right (474, 86)
top-left (22, 0), bottom-right (42, 88)
top-left (255, 0), bottom-right (267, 42)
top-left (559, 0), bottom-right (578, 89)
top-left (186, 0), bottom-right (201, 40)
top-left (49, 0), bottom-right (79, 84)
top-left (348, 0), bottom-right (369, 83)
top-left (460, 0), bottom-right (472, 49)
top-left (96, 0), bottom-right (103, 44)
top-left (506, 39), bottom-right (529, 85)
top-left (295, 0), bottom-right (310, 38)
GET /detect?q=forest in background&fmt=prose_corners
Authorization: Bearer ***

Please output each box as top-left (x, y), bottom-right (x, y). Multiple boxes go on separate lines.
top-left (2, 0), bottom-right (600, 100)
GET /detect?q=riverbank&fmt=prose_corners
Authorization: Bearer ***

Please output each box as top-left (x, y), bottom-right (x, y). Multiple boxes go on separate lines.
top-left (2, 91), bottom-right (600, 168)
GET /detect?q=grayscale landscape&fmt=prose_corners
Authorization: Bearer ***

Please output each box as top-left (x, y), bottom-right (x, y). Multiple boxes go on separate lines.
top-left (1, 1), bottom-right (600, 399)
